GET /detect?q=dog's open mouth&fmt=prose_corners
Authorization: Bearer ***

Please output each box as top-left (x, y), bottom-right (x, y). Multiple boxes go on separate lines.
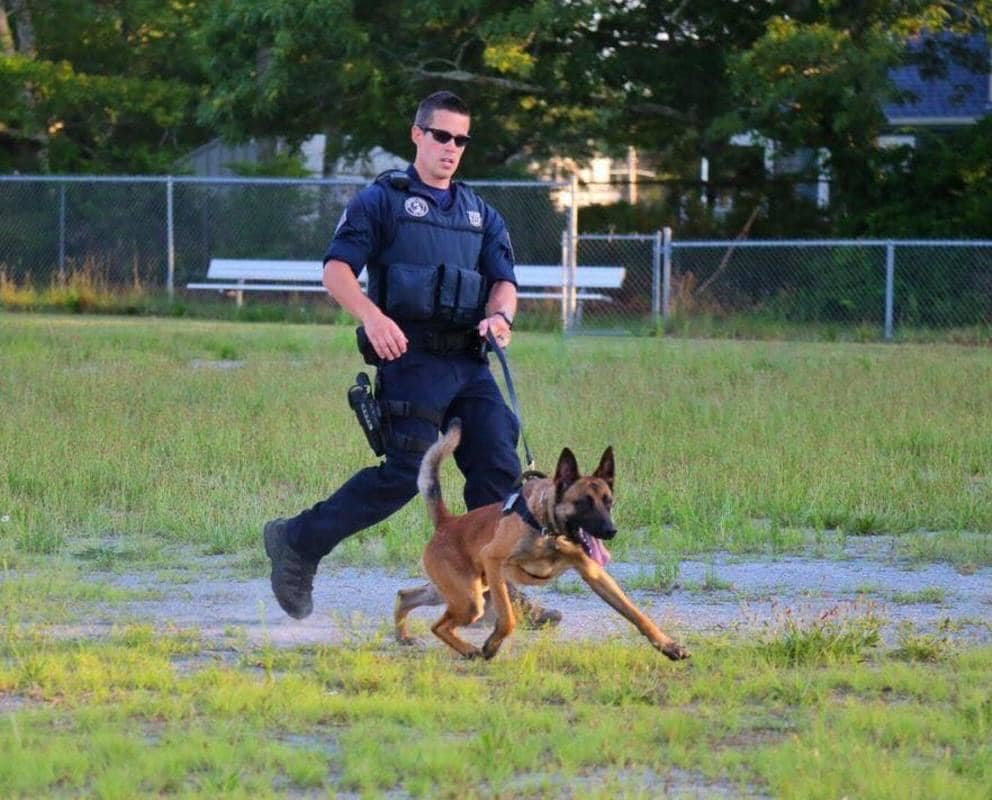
top-left (578, 528), bottom-right (612, 566)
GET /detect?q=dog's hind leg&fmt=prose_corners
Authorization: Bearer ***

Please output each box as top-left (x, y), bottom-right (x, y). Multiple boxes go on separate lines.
top-left (395, 582), bottom-right (445, 645)
top-left (430, 582), bottom-right (486, 659)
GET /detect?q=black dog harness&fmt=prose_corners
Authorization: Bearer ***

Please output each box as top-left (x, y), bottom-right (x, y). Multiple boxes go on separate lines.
top-left (501, 491), bottom-right (545, 533)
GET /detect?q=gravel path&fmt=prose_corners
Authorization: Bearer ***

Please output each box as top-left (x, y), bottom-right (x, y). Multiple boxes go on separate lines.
top-left (52, 536), bottom-right (991, 651)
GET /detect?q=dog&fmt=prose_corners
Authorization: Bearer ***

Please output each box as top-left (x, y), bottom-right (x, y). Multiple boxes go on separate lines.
top-left (394, 420), bottom-right (690, 661)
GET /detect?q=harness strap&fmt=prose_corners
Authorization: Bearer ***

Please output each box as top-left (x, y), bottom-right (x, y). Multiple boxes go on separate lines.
top-left (502, 491), bottom-right (546, 534)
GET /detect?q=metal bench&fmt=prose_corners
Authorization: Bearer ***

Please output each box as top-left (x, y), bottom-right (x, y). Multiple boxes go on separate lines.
top-left (187, 259), bottom-right (625, 308)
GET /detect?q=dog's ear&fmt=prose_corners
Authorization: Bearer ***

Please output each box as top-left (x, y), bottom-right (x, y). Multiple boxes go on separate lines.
top-left (553, 447), bottom-right (580, 497)
top-left (594, 446), bottom-right (615, 491)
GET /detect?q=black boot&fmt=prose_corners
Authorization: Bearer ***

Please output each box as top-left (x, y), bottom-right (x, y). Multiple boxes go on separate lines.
top-left (263, 518), bottom-right (317, 619)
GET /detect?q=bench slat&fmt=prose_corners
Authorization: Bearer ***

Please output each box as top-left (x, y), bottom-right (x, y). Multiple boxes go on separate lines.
top-left (189, 259), bottom-right (624, 305)
top-left (200, 259), bottom-right (622, 288)
top-left (185, 282), bottom-right (329, 292)
top-left (206, 259), bottom-right (324, 281)
top-left (514, 265), bottom-right (626, 289)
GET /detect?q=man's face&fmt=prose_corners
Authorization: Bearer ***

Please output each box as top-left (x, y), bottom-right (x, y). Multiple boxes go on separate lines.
top-left (411, 109), bottom-right (471, 188)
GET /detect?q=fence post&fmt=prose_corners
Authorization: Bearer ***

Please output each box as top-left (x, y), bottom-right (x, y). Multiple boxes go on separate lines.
top-left (565, 174), bottom-right (579, 331)
top-left (884, 241), bottom-right (895, 340)
top-left (560, 229), bottom-right (569, 331)
top-left (166, 176), bottom-right (175, 299)
top-left (651, 230), bottom-right (662, 324)
top-left (58, 182), bottom-right (66, 282)
top-left (662, 226), bottom-right (673, 321)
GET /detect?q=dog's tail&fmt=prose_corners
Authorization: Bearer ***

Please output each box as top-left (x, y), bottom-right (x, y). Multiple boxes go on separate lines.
top-left (418, 418), bottom-right (461, 528)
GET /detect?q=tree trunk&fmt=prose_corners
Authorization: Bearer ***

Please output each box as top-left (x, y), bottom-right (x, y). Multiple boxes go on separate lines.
top-left (5, 0), bottom-right (36, 56)
top-left (0, 1), bottom-right (16, 56)
top-left (2, 0), bottom-right (48, 170)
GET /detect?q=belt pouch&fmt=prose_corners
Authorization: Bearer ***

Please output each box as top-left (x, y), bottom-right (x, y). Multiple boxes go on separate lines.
top-left (438, 264), bottom-right (485, 325)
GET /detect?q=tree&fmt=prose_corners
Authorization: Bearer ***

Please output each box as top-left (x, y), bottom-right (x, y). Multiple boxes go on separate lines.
top-left (197, 1), bottom-right (799, 180)
top-left (198, 0), bottom-right (618, 176)
top-left (0, 0), bottom-right (209, 173)
top-left (721, 1), bottom-right (992, 232)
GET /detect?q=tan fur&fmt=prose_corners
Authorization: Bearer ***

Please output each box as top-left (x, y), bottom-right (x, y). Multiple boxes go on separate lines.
top-left (395, 422), bottom-right (690, 661)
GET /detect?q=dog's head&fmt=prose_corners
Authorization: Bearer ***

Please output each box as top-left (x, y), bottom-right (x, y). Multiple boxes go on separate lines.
top-left (552, 446), bottom-right (616, 562)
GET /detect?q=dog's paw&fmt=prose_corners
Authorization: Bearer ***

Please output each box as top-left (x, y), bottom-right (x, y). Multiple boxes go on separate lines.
top-left (482, 635), bottom-right (504, 660)
top-left (396, 635), bottom-right (422, 648)
top-left (660, 641), bottom-right (691, 661)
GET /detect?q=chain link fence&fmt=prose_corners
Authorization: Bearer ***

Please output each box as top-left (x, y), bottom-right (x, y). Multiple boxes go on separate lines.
top-left (2, 176), bottom-right (991, 338)
top-left (0, 175), bottom-right (567, 293)
top-left (665, 239), bottom-right (992, 339)
top-left (561, 234), bottom-right (992, 338)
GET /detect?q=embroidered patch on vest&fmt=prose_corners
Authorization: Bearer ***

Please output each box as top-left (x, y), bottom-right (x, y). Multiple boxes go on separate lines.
top-left (404, 197), bottom-right (429, 217)
top-left (467, 210), bottom-right (482, 227)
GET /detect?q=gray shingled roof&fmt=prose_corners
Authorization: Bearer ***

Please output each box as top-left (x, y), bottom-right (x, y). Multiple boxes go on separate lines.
top-left (884, 34), bottom-right (990, 125)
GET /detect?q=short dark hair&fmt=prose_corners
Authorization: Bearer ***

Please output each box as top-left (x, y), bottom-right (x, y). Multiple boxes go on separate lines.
top-left (414, 91), bottom-right (470, 128)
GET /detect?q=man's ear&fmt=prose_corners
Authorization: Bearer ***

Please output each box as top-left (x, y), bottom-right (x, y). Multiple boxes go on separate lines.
top-left (593, 446), bottom-right (615, 491)
top-left (554, 448), bottom-right (580, 499)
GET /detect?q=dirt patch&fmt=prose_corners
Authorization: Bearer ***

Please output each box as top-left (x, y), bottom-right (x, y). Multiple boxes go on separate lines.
top-left (26, 535), bottom-right (991, 651)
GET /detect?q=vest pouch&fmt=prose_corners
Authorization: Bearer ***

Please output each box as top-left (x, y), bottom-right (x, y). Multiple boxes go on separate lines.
top-left (438, 264), bottom-right (486, 326)
top-left (383, 262), bottom-right (441, 321)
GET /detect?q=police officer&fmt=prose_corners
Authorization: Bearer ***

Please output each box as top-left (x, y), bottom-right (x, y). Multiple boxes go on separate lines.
top-left (264, 90), bottom-right (559, 625)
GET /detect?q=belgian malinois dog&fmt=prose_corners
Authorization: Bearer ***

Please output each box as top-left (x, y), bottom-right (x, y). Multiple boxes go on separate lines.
top-left (394, 420), bottom-right (690, 661)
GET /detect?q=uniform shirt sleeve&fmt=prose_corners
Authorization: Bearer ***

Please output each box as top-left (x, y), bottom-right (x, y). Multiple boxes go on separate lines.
top-left (323, 185), bottom-right (388, 276)
top-left (477, 203), bottom-right (517, 286)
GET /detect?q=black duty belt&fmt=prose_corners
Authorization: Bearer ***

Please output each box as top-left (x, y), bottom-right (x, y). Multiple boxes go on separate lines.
top-left (407, 329), bottom-right (484, 356)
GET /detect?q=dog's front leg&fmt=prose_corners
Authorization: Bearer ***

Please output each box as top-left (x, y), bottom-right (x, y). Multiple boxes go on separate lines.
top-left (576, 561), bottom-right (690, 660)
top-left (481, 556), bottom-right (516, 660)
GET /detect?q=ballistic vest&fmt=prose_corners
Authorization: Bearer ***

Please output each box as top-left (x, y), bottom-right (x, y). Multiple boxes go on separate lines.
top-left (368, 170), bottom-right (489, 332)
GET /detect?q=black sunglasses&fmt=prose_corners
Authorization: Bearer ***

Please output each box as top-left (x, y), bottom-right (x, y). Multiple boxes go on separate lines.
top-left (419, 126), bottom-right (471, 148)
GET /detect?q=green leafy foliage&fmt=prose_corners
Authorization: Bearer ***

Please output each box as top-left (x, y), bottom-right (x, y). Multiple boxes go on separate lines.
top-left (1, 0), bottom-right (991, 239)
top-left (0, 0), bottom-right (209, 172)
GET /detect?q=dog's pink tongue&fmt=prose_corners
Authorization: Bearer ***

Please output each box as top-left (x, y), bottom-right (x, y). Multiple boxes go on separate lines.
top-left (588, 536), bottom-right (612, 566)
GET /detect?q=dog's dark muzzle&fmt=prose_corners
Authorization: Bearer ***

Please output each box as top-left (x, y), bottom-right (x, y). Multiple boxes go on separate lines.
top-left (567, 517), bottom-right (616, 541)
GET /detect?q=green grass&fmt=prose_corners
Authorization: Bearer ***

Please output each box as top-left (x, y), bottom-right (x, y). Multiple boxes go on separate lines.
top-left (2, 312), bottom-right (991, 797)
top-left (2, 313), bottom-right (991, 567)
top-left (888, 587), bottom-right (948, 605)
top-left (0, 564), bottom-right (165, 623)
top-left (0, 624), bottom-right (989, 798)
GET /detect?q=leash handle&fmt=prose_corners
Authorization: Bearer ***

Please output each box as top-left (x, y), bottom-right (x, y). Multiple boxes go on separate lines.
top-left (486, 331), bottom-right (536, 470)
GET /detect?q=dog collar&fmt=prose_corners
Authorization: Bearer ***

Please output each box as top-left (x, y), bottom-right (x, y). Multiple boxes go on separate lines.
top-left (502, 491), bottom-right (548, 535)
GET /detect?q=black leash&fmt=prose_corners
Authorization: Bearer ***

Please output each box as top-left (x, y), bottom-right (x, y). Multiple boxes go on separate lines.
top-left (486, 331), bottom-right (536, 470)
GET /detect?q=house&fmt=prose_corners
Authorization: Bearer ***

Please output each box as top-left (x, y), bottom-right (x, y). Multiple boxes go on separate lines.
top-left (882, 32), bottom-right (991, 144)
top-left (726, 33), bottom-right (992, 209)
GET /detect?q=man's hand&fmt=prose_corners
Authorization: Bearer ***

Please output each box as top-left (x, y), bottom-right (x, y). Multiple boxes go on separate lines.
top-left (478, 312), bottom-right (512, 348)
top-left (323, 259), bottom-right (407, 361)
top-left (363, 311), bottom-right (409, 361)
